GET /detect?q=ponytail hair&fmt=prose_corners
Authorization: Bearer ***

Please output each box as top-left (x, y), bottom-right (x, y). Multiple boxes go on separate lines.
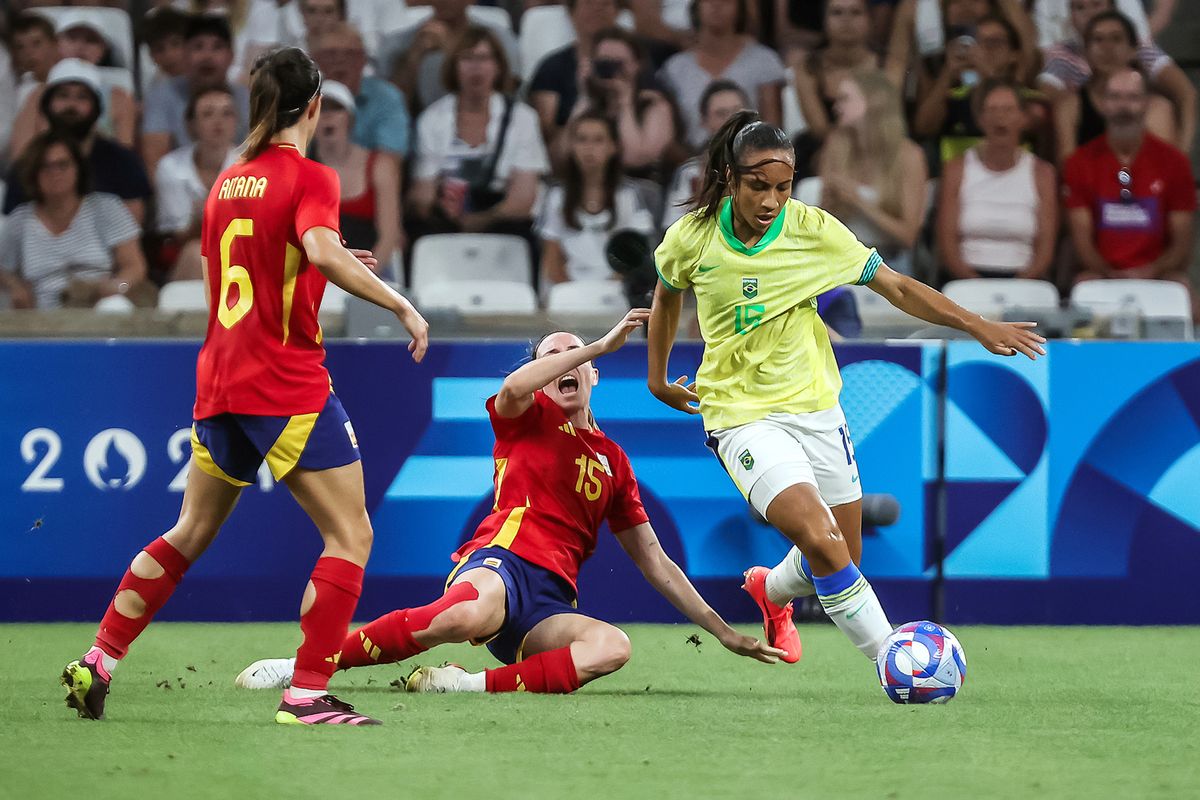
top-left (243, 47), bottom-right (322, 161)
top-left (686, 110), bottom-right (793, 220)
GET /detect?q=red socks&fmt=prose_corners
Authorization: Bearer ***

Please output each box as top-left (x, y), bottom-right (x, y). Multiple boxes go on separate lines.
top-left (94, 537), bottom-right (191, 659)
top-left (485, 646), bottom-right (580, 694)
top-left (292, 557), bottom-right (364, 692)
top-left (337, 581), bottom-right (480, 670)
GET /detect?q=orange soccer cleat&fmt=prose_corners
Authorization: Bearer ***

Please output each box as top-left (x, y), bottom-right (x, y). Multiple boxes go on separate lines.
top-left (741, 567), bottom-right (802, 663)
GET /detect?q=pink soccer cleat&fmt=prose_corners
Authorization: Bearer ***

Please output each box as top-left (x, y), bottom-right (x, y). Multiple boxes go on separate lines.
top-left (274, 691), bottom-right (381, 725)
top-left (742, 567), bottom-right (802, 664)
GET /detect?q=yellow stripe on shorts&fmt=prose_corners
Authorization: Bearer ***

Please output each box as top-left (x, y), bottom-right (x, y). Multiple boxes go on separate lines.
top-left (190, 426), bottom-right (253, 487)
top-left (264, 412), bottom-right (319, 480)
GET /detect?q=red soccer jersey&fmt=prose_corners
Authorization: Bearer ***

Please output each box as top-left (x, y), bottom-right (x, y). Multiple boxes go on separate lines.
top-left (1062, 133), bottom-right (1197, 271)
top-left (194, 143), bottom-right (341, 419)
top-left (454, 392), bottom-right (650, 591)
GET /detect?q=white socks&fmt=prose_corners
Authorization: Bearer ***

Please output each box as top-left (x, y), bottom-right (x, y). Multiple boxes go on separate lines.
top-left (765, 547), bottom-right (816, 606)
top-left (812, 563), bottom-right (893, 660)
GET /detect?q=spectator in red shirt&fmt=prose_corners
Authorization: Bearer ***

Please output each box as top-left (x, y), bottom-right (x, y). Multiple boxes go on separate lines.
top-left (1063, 67), bottom-right (1196, 311)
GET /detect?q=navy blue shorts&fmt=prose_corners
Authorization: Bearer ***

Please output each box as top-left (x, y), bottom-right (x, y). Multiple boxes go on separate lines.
top-left (447, 546), bottom-right (579, 665)
top-left (191, 393), bottom-right (360, 486)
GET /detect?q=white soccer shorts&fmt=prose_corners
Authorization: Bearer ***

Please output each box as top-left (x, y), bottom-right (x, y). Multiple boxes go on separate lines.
top-left (707, 404), bottom-right (862, 517)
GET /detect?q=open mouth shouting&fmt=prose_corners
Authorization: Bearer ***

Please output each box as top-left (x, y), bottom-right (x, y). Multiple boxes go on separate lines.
top-left (556, 374), bottom-right (580, 396)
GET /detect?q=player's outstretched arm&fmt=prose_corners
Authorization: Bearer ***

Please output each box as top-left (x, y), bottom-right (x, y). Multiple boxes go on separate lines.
top-left (647, 282), bottom-right (700, 414)
top-left (494, 308), bottom-right (649, 418)
top-left (614, 522), bottom-right (786, 664)
top-left (866, 264), bottom-right (1047, 360)
top-left (301, 226), bottom-right (429, 362)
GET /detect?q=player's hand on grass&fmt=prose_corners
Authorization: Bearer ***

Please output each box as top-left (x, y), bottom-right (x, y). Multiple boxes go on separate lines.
top-left (720, 631), bottom-right (787, 664)
top-left (349, 248), bottom-right (379, 273)
top-left (397, 300), bottom-right (430, 363)
top-left (649, 375), bottom-right (700, 415)
top-left (972, 319), bottom-right (1047, 361)
top-left (596, 308), bottom-right (651, 354)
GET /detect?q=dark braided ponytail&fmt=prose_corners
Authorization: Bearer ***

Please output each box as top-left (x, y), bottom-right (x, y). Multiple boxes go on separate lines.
top-left (243, 47), bottom-right (322, 160)
top-left (686, 110), bottom-right (794, 220)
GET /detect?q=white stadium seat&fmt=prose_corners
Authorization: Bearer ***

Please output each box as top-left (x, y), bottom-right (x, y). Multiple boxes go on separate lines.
top-left (410, 234), bottom-right (531, 293)
top-left (418, 280), bottom-right (538, 314)
top-left (793, 176), bottom-right (822, 205)
top-left (1071, 279), bottom-right (1193, 339)
top-left (844, 282), bottom-right (912, 327)
top-left (942, 278), bottom-right (1061, 319)
top-left (320, 282), bottom-right (353, 314)
top-left (157, 280), bottom-right (207, 312)
top-left (32, 7), bottom-right (134, 69)
top-left (94, 294), bottom-right (135, 314)
top-left (517, 6), bottom-right (635, 78)
top-left (392, 4), bottom-right (513, 33)
top-left (546, 280), bottom-right (628, 314)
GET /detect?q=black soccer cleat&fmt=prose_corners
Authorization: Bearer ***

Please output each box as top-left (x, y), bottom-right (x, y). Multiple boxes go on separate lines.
top-left (61, 651), bottom-right (112, 720)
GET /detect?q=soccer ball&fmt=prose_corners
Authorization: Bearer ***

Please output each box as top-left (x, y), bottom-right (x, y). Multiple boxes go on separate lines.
top-left (876, 621), bottom-right (966, 704)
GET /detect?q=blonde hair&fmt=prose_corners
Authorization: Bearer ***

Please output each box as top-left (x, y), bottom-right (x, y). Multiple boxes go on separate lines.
top-left (819, 69), bottom-right (907, 220)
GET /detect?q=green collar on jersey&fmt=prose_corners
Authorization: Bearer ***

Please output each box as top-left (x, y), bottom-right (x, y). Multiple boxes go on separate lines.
top-left (717, 196), bottom-right (787, 256)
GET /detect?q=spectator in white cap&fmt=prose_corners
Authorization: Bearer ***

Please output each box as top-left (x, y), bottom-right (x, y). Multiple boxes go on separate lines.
top-left (154, 84), bottom-right (240, 282)
top-left (3, 58), bottom-right (150, 225)
top-left (311, 78), bottom-right (403, 278)
top-left (49, 17), bottom-right (136, 146)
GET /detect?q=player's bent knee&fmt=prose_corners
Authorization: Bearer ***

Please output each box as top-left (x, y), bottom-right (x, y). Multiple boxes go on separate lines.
top-left (580, 627), bottom-right (632, 676)
top-left (114, 589), bottom-right (147, 619)
top-left (426, 603), bottom-right (491, 643)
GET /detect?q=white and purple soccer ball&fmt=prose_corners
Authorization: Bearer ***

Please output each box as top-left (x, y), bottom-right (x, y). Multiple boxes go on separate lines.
top-left (876, 621), bottom-right (967, 704)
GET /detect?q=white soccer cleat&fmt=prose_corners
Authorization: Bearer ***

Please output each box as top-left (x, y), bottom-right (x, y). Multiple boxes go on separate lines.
top-left (235, 657), bottom-right (295, 690)
top-left (404, 663), bottom-right (470, 693)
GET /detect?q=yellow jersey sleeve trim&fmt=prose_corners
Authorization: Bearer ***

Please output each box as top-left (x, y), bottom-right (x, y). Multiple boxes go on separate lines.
top-left (856, 250), bottom-right (883, 286)
top-left (190, 426), bottom-right (253, 487)
top-left (264, 412), bottom-right (320, 480)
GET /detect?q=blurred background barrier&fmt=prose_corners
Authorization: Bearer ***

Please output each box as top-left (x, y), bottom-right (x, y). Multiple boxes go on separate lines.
top-left (2, 340), bottom-right (1198, 624)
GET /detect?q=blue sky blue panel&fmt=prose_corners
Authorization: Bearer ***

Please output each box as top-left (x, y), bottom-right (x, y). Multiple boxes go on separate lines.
top-left (1047, 343), bottom-right (1200, 517)
top-left (1148, 443), bottom-right (1200, 530)
top-left (385, 456), bottom-right (494, 498)
top-left (432, 378), bottom-right (500, 419)
top-left (853, 388), bottom-right (927, 577)
top-left (946, 361), bottom-right (1046, 475)
top-left (944, 459), bottom-right (1049, 578)
top-left (839, 359), bottom-right (922, 444)
top-left (945, 400), bottom-right (1026, 480)
top-left (1081, 373), bottom-right (1200, 498)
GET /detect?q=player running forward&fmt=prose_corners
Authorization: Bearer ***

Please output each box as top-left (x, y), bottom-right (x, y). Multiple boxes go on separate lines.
top-left (648, 111), bottom-right (1045, 668)
top-left (60, 47), bottom-right (429, 726)
top-left (236, 309), bottom-right (784, 695)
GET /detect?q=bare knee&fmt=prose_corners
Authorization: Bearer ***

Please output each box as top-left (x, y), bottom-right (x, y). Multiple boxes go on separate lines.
top-left (319, 514), bottom-right (374, 564)
top-left (575, 627), bottom-right (631, 677)
top-left (424, 602), bottom-right (492, 643)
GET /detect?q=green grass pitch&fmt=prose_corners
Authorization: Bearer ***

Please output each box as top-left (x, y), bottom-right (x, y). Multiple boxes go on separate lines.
top-left (2, 623), bottom-right (1197, 799)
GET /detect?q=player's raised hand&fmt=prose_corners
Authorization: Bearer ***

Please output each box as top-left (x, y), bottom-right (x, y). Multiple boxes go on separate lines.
top-left (972, 320), bottom-right (1047, 361)
top-left (348, 248), bottom-right (379, 273)
top-left (596, 308), bottom-right (651, 355)
top-left (650, 375), bottom-right (700, 415)
top-left (397, 300), bottom-right (429, 363)
top-left (719, 631), bottom-right (787, 664)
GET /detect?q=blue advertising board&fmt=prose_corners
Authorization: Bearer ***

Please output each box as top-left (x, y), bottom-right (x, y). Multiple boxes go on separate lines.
top-left (943, 341), bottom-right (1200, 623)
top-left (0, 341), bottom-right (936, 624)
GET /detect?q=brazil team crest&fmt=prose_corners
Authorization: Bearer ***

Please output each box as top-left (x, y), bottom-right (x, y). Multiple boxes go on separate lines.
top-left (742, 277), bottom-right (758, 299)
top-left (738, 448), bottom-right (755, 470)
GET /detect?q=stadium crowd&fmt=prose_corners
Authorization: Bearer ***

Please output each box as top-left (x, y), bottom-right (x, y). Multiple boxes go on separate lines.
top-left (0, 0), bottom-right (1195, 328)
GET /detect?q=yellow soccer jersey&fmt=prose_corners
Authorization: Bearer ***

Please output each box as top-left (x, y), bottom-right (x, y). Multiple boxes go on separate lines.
top-left (655, 197), bottom-right (881, 430)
